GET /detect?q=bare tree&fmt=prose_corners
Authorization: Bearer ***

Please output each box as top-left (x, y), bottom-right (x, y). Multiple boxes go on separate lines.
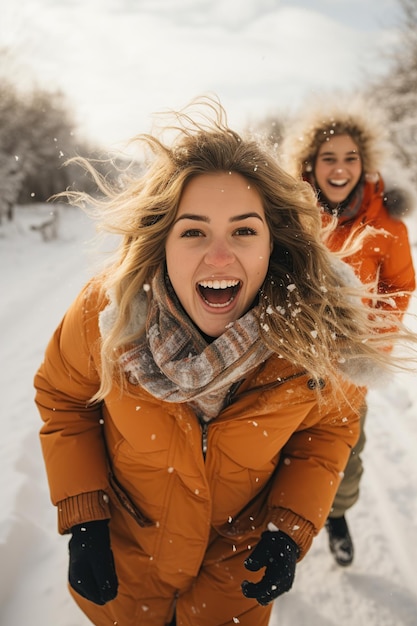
top-left (0, 54), bottom-right (102, 220)
top-left (368, 0), bottom-right (417, 182)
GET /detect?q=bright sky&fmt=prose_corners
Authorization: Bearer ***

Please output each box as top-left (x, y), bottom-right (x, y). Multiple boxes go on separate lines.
top-left (0, 0), bottom-right (403, 148)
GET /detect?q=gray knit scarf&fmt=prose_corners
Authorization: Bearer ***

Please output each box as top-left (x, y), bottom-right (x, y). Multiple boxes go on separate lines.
top-left (118, 266), bottom-right (273, 421)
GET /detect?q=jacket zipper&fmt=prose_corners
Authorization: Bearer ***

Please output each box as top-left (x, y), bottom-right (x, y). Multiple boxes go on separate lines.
top-left (201, 421), bottom-right (209, 458)
top-left (200, 381), bottom-right (243, 459)
top-left (199, 372), bottom-right (309, 458)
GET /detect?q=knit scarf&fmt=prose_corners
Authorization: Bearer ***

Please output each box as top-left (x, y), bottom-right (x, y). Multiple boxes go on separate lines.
top-left (118, 266), bottom-right (273, 421)
top-left (304, 172), bottom-right (365, 220)
top-left (321, 180), bottom-right (365, 220)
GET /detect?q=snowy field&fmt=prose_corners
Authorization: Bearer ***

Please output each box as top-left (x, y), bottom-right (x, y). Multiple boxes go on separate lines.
top-left (1, 204), bottom-right (416, 626)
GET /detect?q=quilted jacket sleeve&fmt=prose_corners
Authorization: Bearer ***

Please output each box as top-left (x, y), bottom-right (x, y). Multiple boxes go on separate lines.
top-left (34, 282), bottom-right (111, 533)
top-left (267, 379), bottom-right (365, 558)
top-left (375, 218), bottom-right (415, 314)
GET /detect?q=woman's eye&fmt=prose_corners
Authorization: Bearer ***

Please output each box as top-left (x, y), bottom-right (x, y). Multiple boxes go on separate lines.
top-left (180, 228), bottom-right (204, 238)
top-left (234, 227), bottom-right (257, 236)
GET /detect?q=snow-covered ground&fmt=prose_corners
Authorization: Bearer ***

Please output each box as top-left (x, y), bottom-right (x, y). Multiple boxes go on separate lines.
top-left (1, 204), bottom-right (416, 626)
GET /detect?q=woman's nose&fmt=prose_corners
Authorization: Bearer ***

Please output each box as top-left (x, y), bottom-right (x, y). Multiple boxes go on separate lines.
top-left (204, 242), bottom-right (235, 267)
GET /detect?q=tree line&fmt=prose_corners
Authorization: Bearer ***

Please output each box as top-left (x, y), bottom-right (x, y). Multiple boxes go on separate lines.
top-left (368, 0), bottom-right (417, 182)
top-left (0, 80), bottom-right (100, 224)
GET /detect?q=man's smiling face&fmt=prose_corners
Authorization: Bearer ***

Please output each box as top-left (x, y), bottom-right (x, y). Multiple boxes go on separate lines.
top-left (165, 171), bottom-right (271, 337)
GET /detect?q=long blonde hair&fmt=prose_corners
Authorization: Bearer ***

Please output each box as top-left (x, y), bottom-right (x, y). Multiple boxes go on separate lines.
top-left (62, 96), bottom-right (416, 400)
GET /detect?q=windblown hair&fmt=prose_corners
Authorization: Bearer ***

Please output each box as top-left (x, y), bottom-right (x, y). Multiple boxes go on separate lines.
top-left (61, 95), bottom-right (416, 400)
top-left (281, 93), bottom-right (391, 179)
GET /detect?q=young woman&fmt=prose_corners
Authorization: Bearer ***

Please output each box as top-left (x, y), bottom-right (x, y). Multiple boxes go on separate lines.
top-left (34, 97), bottom-right (416, 626)
top-left (282, 95), bottom-right (416, 567)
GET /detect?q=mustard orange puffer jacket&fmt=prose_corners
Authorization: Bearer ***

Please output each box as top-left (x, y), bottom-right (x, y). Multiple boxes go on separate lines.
top-left (324, 178), bottom-right (416, 314)
top-left (34, 282), bottom-right (364, 623)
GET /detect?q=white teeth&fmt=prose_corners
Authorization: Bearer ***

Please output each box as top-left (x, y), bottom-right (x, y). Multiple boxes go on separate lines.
top-left (329, 179), bottom-right (348, 186)
top-left (204, 299), bottom-right (234, 308)
top-left (198, 279), bottom-right (239, 289)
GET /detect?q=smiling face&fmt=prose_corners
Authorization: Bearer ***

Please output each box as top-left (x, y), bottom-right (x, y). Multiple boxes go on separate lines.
top-left (314, 134), bottom-right (362, 207)
top-left (165, 171), bottom-right (271, 337)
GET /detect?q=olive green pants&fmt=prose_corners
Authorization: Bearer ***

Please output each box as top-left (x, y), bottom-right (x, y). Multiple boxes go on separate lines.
top-left (329, 403), bottom-right (367, 519)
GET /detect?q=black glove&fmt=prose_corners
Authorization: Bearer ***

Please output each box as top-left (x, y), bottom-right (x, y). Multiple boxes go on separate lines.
top-left (68, 519), bottom-right (118, 605)
top-left (241, 530), bottom-right (299, 606)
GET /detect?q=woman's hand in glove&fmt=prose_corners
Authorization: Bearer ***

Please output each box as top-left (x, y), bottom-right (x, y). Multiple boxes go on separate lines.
top-left (241, 530), bottom-right (299, 606)
top-left (68, 519), bottom-right (118, 605)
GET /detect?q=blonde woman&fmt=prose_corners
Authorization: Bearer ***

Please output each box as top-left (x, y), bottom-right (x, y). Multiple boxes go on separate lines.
top-left (281, 95), bottom-right (416, 566)
top-left (35, 97), bottom-right (416, 626)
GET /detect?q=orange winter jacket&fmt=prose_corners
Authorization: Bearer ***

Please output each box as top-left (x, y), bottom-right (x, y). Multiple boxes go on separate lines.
top-left (34, 281), bottom-right (365, 624)
top-left (323, 179), bottom-right (415, 314)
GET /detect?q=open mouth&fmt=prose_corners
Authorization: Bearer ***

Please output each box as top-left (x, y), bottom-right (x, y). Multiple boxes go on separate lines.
top-left (197, 279), bottom-right (241, 308)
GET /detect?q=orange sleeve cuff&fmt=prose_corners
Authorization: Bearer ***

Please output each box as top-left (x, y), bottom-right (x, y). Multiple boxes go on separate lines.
top-left (57, 490), bottom-right (111, 534)
top-left (268, 506), bottom-right (316, 560)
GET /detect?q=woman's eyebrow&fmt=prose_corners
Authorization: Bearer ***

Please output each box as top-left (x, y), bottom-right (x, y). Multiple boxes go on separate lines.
top-left (319, 150), bottom-right (358, 157)
top-left (230, 212), bottom-right (265, 223)
top-left (174, 212), bottom-right (264, 224)
top-left (174, 213), bottom-right (209, 224)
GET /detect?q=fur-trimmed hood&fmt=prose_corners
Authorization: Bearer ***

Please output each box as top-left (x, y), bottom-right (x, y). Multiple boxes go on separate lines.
top-left (380, 172), bottom-right (416, 219)
top-left (281, 94), bottom-right (416, 218)
top-left (281, 94), bottom-right (391, 178)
